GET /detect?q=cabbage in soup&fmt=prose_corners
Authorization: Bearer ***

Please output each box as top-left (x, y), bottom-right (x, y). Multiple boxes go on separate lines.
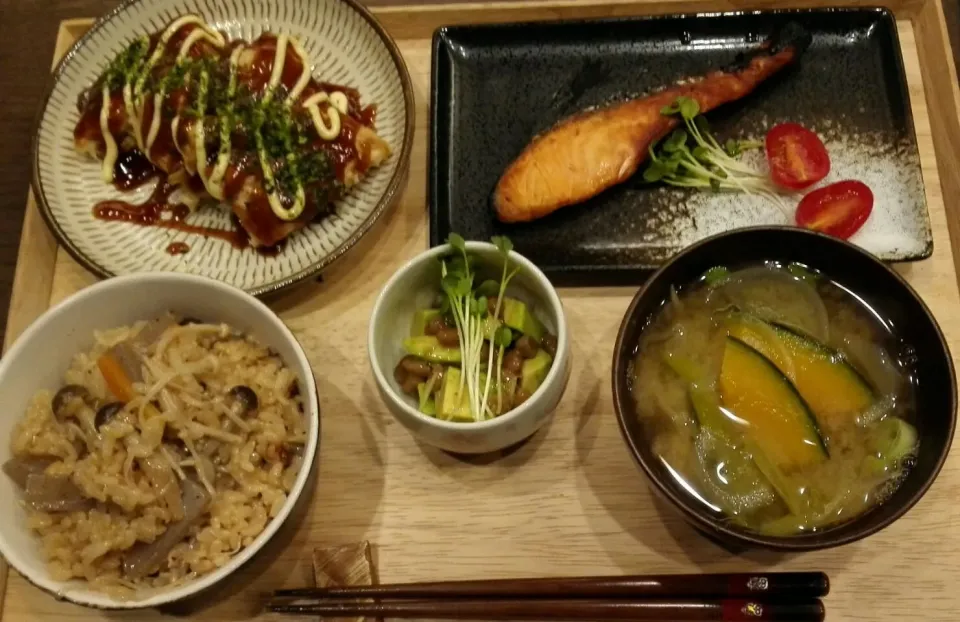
top-left (630, 262), bottom-right (918, 536)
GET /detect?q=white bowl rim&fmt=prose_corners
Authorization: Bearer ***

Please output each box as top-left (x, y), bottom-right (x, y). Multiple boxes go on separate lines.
top-left (368, 241), bottom-right (568, 431)
top-left (0, 272), bottom-right (320, 609)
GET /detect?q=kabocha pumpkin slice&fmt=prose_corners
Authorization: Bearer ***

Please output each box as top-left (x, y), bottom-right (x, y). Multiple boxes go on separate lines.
top-left (727, 314), bottom-right (874, 427)
top-left (718, 337), bottom-right (827, 470)
top-left (689, 383), bottom-right (805, 515)
top-left (773, 324), bottom-right (874, 424)
top-left (725, 313), bottom-right (794, 374)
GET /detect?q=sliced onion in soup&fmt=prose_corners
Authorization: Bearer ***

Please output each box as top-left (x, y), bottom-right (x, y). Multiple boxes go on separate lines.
top-left (712, 266), bottom-right (830, 343)
top-left (838, 332), bottom-right (901, 397)
top-left (693, 427), bottom-right (777, 516)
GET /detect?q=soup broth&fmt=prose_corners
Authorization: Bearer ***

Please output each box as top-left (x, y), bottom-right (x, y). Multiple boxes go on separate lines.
top-left (630, 262), bottom-right (918, 536)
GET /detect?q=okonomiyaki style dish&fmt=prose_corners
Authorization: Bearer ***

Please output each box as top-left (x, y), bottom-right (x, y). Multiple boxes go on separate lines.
top-left (33, 0), bottom-right (413, 293)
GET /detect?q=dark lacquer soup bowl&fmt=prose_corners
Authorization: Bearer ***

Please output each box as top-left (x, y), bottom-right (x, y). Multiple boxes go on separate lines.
top-left (612, 226), bottom-right (956, 551)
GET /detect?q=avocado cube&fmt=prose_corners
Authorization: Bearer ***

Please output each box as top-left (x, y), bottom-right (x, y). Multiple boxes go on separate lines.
top-left (410, 309), bottom-right (441, 337)
top-left (417, 382), bottom-right (437, 416)
top-left (420, 397), bottom-right (437, 416)
top-left (502, 297), bottom-right (545, 341)
top-left (437, 367), bottom-right (473, 421)
top-left (402, 336), bottom-right (461, 364)
top-left (482, 316), bottom-right (502, 340)
top-left (520, 349), bottom-right (553, 395)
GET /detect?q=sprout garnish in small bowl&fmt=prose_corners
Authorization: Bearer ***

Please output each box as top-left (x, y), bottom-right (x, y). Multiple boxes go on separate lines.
top-left (393, 234), bottom-right (558, 422)
top-left (369, 235), bottom-right (570, 454)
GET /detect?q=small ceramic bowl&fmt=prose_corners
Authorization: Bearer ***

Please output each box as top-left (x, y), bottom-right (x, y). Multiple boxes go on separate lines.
top-left (0, 273), bottom-right (320, 608)
top-left (612, 226), bottom-right (956, 551)
top-left (369, 242), bottom-right (570, 454)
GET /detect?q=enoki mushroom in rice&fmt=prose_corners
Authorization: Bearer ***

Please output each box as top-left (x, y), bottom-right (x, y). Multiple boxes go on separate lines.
top-left (3, 313), bottom-right (306, 595)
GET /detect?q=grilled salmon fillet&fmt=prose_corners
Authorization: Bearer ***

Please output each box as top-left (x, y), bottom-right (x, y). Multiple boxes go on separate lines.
top-left (493, 23), bottom-right (812, 223)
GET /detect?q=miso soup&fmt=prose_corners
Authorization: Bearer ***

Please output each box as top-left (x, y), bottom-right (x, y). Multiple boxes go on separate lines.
top-left (630, 262), bottom-right (918, 536)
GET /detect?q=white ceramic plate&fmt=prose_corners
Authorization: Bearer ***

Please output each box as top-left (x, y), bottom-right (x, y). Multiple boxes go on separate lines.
top-left (33, 0), bottom-right (414, 295)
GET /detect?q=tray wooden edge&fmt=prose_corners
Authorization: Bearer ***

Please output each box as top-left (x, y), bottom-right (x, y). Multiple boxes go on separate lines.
top-left (0, 18), bottom-right (83, 615)
top-left (915, 0), bottom-right (960, 264)
top-left (1, 20), bottom-right (84, 354)
top-left (2, 0), bottom-right (959, 615)
top-left (373, 0), bottom-right (930, 38)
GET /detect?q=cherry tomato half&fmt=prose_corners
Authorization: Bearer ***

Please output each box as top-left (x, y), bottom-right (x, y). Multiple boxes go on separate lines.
top-left (795, 180), bottom-right (874, 240)
top-left (765, 123), bottom-right (830, 190)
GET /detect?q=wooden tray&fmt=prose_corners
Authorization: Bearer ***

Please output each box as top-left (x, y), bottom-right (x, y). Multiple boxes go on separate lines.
top-left (3, 1), bottom-right (960, 620)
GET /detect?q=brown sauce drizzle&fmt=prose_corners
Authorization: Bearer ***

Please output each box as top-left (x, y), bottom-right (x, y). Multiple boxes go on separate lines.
top-left (94, 175), bottom-right (248, 251)
top-left (359, 104), bottom-right (378, 129)
top-left (113, 150), bottom-right (159, 191)
top-left (165, 241), bottom-right (190, 255)
top-left (327, 121), bottom-right (358, 180)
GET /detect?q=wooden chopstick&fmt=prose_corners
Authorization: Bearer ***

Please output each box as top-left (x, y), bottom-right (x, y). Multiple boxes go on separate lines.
top-left (265, 597), bottom-right (826, 621)
top-left (271, 571), bottom-right (829, 600)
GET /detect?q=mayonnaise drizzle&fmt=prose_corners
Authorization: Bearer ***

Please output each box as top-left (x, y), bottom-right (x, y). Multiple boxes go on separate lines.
top-left (177, 27), bottom-right (223, 59)
top-left (285, 37), bottom-right (312, 103)
top-left (170, 114), bottom-right (184, 165)
top-left (141, 23), bottom-right (224, 157)
top-left (263, 34), bottom-right (288, 104)
top-left (257, 138), bottom-right (306, 221)
top-left (145, 92), bottom-right (164, 152)
top-left (261, 84), bottom-right (347, 220)
top-left (206, 46), bottom-right (243, 200)
top-left (135, 15), bottom-right (223, 97)
top-left (250, 33), bottom-right (309, 221)
top-left (193, 70), bottom-right (211, 191)
top-left (120, 35), bottom-right (148, 150)
top-left (99, 84), bottom-right (118, 183)
top-left (169, 73), bottom-right (193, 172)
top-left (302, 91), bottom-right (347, 141)
top-left (122, 83), bottom-right (139, 149)
top-left (130, 15), bottom-right (223, 155)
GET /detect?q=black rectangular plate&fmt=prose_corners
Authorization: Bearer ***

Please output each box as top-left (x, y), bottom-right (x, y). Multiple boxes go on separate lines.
top-left (429, 8), bottom-right (928, 286)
